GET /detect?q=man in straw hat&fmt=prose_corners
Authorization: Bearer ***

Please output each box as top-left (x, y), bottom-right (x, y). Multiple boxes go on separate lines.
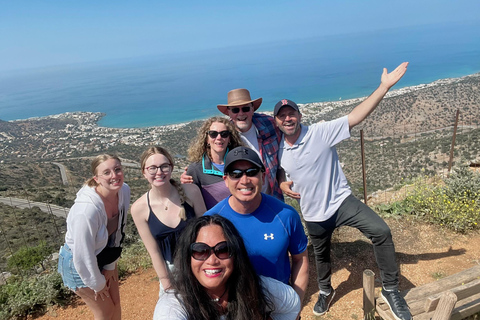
top-left (273, 62), bottom-right (411, 319)
top-left (182, 88), bottom-right (284, 201)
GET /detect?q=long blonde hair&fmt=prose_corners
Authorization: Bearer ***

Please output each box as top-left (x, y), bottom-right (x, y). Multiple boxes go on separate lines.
top-left (86, 154), bottom-right (122, 187)
top-left (187, 117), bottom-right (243, 162)
top-left (140, 146), bottom-right (188, 220)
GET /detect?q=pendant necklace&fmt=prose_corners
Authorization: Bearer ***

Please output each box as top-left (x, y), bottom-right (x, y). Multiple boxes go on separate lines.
top-left (159, 197), bottom-right (169, 210)
top-left (211, 287), bottom-right (228, 303)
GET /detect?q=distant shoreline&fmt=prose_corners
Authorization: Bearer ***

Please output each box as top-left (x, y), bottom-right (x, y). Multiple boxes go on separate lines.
top-left (8, 72), bottom-right (480, 130)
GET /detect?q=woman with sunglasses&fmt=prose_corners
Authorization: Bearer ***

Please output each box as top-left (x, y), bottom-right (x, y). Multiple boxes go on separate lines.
top-left (185, 117), bottom-right (243, 209)
top-left (154, 215), bottom-right (301, 320)
top-left (131, 146), bottom-right (206, 296)
top-left (58, 154), bottom-right (130, 320)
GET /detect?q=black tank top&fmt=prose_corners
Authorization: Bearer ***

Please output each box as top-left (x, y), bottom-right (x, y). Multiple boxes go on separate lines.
top-left (146, 191), bottom-right (195, 263)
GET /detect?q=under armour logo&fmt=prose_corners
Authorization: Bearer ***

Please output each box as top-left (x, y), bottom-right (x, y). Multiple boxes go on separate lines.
top-left (281, 99), bottom-right (288, 105)
top-left (264, 233), bottom-right (274, 240)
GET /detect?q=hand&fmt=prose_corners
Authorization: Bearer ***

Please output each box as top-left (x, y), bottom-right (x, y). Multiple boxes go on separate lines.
top-left (180, 167), bottom-right (193, 184)
top-left (102, 268), bottom-right (118, 284)
top-left (280, 181), bottom-right (301, 199)
top-left (380, 62), bottom-right (408, 90)
top-left (95, 283), bottom-right (111, 301)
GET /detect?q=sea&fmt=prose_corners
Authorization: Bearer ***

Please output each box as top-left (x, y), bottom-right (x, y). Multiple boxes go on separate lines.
top-left (0, 21), bottom-right (479, 128)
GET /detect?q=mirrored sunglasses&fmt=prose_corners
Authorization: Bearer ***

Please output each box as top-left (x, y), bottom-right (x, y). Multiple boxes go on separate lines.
top-left (226, 167), bottom-right (261, 179)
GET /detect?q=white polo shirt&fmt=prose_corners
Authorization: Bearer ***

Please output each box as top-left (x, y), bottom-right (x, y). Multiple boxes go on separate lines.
top-left (278, 115), bottom-right (352, 222)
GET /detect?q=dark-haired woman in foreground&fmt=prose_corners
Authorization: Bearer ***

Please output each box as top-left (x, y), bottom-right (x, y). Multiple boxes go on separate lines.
top-left (153, 215), bottom-right (300, 320)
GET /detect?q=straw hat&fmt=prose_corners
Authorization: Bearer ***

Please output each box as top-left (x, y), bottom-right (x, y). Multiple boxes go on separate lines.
top-left (217, 88), bottom-right (263, 115)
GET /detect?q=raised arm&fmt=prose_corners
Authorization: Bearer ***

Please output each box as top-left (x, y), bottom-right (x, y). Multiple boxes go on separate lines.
top-left (348, 62), bottom-right (408, 129)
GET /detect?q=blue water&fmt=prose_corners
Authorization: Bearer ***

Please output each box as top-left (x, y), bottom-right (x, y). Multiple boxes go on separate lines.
top-left (1, 21), bottom-right (479, 128)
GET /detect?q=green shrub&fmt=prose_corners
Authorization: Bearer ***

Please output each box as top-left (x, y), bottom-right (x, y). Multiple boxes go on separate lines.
top-left (117, 241), bottom-right (152, 279)
top-left (7, 241), bottom-right (54, 273)
top-left (0, 272), bottom-right (72, 320)
top-left (377, 164), bottom-right (480, 233)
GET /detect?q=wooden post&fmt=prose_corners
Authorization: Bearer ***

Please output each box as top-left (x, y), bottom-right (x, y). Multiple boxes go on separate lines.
top-left (447, 109), bottom-right (460, 176)
top-left (360, 130), bottom-right (368, 205)
top-left (432, 291), bottom-right (457, 320)
top-left (363, 269), bottom-right (376, 320)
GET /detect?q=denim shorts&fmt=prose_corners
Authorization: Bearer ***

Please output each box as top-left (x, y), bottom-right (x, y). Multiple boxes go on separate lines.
top-left (58, 243), bottom-right (87, 291)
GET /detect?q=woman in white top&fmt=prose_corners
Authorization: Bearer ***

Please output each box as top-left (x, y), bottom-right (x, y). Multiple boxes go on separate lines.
top-left (153, 215), bottom-right (301, 320)
top-left (58, 154), bottom-right (130, 320)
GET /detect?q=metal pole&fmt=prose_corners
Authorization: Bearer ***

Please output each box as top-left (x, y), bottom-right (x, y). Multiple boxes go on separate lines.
top-left (447, 109), bottom-right (460, 176)
top-left (360, 130), bottom-right (368, 205)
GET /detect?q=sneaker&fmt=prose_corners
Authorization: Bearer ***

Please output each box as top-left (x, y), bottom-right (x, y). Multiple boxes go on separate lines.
top-left (381, 289), bottom-right (412, 320)
top-left (313, 288), bottom-right (335, 316)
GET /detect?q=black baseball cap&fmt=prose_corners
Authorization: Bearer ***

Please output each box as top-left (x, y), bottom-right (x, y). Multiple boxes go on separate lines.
top-left (224, 146), bottom-right (265, 174)
top-left (273, 99), bottom-right (300, 116)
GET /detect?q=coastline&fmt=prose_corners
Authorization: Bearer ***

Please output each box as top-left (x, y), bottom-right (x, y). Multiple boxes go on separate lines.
top-left (7, 72), bottom-right (480, 130)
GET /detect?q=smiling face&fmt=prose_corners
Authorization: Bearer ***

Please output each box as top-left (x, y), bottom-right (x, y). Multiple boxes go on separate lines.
top-left (227, 103), bottom-right (254, 133)
top-left (207, 121), bottom-right (230, 157)
top-left (223, 160), bottom-right (264, 210)
top-left (191, 224), bottom-right (234, 298)
top-left (275, 106), bottom-right (302, 144)
top-left (93, 158), bottom-right (124, 192)
top-left (143, 153), bottom-right (172, 187)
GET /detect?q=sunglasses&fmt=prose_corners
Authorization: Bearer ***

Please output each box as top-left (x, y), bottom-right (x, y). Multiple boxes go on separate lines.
top-left (207, 130), bottom-right (231, 139)
top-left (190, 241), bottom-right (232, 261)
top-left (226, 167), bottom-right (261, 179)
top-left (229, 106), bottom-right (251, 114)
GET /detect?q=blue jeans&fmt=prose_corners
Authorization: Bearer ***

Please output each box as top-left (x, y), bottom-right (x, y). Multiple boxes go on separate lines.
top-left (305, 194), bottom-right (399, 291)
top-left (57, 244), bottom-right (87, 291)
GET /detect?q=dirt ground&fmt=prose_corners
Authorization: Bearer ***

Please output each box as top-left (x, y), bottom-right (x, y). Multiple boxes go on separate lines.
top-left (34, 217), bottom-right (480, 320)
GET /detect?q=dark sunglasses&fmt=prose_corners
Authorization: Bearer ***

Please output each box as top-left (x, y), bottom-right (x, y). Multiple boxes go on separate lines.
top-left (207, 130), bottom-right (231, 139)
top-left (229, 106), bottom-right (251, 114)
top-left (226, 167), bottom-right (261, 179)
top-left (190, 241), bottom-right (232, 261)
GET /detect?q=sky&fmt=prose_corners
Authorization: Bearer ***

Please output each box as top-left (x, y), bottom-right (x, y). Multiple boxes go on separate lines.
top-left (1, 0), bottom-right (479, 72)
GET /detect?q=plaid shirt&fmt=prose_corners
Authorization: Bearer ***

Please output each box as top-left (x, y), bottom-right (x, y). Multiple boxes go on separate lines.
top-left (252, 113), bottom-right (284, 201)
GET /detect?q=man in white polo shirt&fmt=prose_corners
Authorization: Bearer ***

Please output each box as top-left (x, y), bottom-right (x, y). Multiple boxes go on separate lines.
top-left (274, 62), bottom-right (412, 320)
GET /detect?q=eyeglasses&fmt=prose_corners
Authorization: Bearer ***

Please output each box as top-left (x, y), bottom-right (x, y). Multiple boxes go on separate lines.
top-left (146, 164), bottom-right (172, 175)
top-left (98, 166), bottom-right (123, 177)
top-left (225, 167), bottom-right (261, 179)
top-left (229, 106), bottom-right (251, 114)
top-left (190, 241), bottom-right (232, 261)
top-left (207, 130), bottom-right (231, 139)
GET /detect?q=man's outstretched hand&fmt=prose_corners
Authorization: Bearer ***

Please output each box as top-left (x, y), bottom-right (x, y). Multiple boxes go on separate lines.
top-left (381, 62), bottom-right (409, 90)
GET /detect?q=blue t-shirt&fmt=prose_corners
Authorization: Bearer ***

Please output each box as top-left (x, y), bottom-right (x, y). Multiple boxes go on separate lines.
top-left (205, 194), bottom-right (308, 284)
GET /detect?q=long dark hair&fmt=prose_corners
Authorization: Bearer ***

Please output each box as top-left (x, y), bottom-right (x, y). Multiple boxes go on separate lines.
top-left (171, 215), bottom-right (274, 320)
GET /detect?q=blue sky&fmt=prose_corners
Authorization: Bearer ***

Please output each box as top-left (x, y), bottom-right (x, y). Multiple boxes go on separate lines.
top-left (1, 0), bottom-right (479, 72)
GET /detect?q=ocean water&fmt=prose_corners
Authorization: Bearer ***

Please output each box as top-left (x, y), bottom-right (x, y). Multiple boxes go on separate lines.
top-left (0, 21), bottom-right (479, 128)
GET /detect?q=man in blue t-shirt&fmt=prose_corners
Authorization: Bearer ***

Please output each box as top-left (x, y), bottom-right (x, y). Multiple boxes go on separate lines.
top-left (204, 146), bottom-right (309, 302)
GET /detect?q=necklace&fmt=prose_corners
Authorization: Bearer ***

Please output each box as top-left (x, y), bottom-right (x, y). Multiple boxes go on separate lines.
top-left (211, 287), bottom-right (228, 303)
top-left (158, 197), bottom-right (169, 210)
